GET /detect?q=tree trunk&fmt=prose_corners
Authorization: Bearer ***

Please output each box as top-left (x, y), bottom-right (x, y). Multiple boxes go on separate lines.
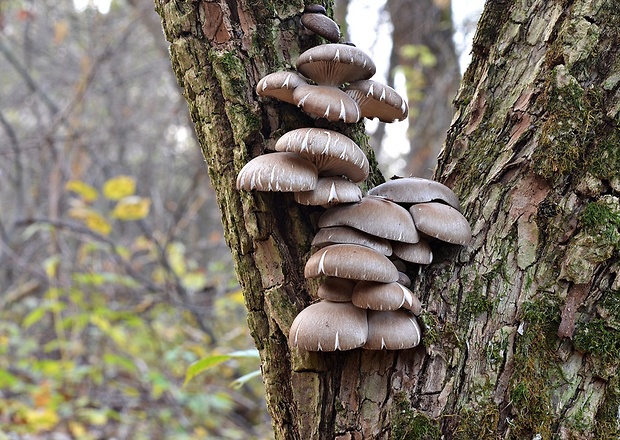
top-left (155, 0), bottom-right (620, 438)
top-left (384, 0), bottom-right (460, 179)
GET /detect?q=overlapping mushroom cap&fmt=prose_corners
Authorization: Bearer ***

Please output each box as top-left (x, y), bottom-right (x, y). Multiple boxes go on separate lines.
top-left (344, 80), bottom-right (408, 122)
top-left (236, 152), bottom-right (317, 192)
top-left (274, 128), bottom-right (369, 182)
top-left (296, 43), bottom-right (376, 87)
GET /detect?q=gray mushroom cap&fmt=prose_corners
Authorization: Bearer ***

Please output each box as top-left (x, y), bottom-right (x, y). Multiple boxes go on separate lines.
top-left (311, 226), bottom-right (392, 256)
top-left (368, 177), bottom-right (461, 211)
top-left (317, 277), bottom-right (355, 302)
top-left (409, 202), bottom-right (472, 245)
top-left (344, 80), bottom-right (408, 122)
top-left (293, 85), bottom-right (361, 123)
top-left (392, 239), bottom-right (433, 264)
top-left (255, 71), bottom-right (308, 104)
top-left (304, 243), bottom-right (399, 283)
top-left (274, 128), bottom-right (369, 183)
top-left (352, 281), bottom-right (421, 314)
top-left (318, 195), bottom-right (420, 243)
top-left (301, 12), bottom-right (340, 43)
top-left (236, 152), bottom-right (318, 192)
top-left (296, 43), bottom-right (376, 86)
top-left (289, 301), bottom-right (368, 351)
top-left (294, 177), bottom-right (362, 206)
top-left (364, 309), bottom-right (422, 350)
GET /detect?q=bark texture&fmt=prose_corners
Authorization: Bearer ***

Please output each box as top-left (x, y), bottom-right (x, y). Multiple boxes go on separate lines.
top-left (156, 0), bottom-right (620, 438)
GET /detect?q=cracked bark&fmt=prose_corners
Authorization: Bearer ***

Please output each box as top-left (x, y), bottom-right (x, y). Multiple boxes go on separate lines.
top-left (155, 0), bottom-right (620, 438)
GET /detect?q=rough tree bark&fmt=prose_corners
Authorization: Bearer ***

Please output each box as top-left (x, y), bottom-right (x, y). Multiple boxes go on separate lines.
top-left (155, 0), bottom-right (620, 438)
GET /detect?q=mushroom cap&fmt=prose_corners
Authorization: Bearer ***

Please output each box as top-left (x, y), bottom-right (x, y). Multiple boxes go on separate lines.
top-left (344, 80), bottom-right (408, 122)
top-left (296, 43), bottom-right (376, 86)
top-left (289, 301), bottom-right (368, 351)
top-left (352, 281), bottom-right (421, 314)
top-left (301, 13), bottom-right (340, 43)
top-left (317, 277), bottom-right (355, 302)
top-left (364, 310), bottom-right (422, 350)
top-left (392, 239), bottom-right (433, 264)
top-left (304, 243), bottom-right (399, 283)
top-left (311, 226), bottom-right (392, 256)
top-left (368, 177), bottom-right (461, 211)
top-left (256, 71), bottom-right (308, 104)
top-left (318, 195), bottom-right (420, 243)
top-left (293, 85), bottom-right (361, 123)
top-left (294, 177), bottom-right (362, 206)
top-left (236, 152), bottom-right (318, 192)
top-left (409, 202), bottom-right (472, 245)
top-left (397, 271), bottom-right (411, 288)
top-left (274, 128), bottom-right (369, 183)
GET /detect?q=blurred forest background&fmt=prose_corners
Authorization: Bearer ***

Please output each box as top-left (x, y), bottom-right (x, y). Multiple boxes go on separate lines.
top-left (0, 0), bottom-right (480, 438)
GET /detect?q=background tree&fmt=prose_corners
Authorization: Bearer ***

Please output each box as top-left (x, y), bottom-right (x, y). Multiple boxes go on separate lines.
top-left (156, 0), bottom-right (620, 439)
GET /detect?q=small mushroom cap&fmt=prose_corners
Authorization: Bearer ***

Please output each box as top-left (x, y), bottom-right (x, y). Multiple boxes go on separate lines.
top-left (312, 226), bottom-right (392, 256)
top-left (368, 177), bottom-right (461, 211)
top-left (317, 277), bottom-right (355, 302)
top-left (392, 239), bottom-right (433, 264)
top-left (301, 13), bottom-right (340, 43)
top-left (274, 128), bottom-right (369, 183)
top-left (256, 71), bottom-right (308, 104)
top-left (352, 281), bottom-right (421, 314)
top-left (410, 202), bottom-right (472, 245)
top-left (344, 80), bottom-right (408, 122)
top-left (296, 43), bottom-right (376, 86)
top-left (397, 271), bottom-right (411, 288)
top-left (289, 301), bottom-right (368, 351)
top-left (294, 177), bottom-right (362, 206)
top-left (236, 152), bottom-right (318, 192)
top-left (364, 309), bottom-right (422, 350)
top-left (304, 4), bottom-right (326, 14)
top-left (318, 195), bottom-right (420, 243)
top-left (293, 85), bottom-right (361, 123)
top-left (304, 243), bottom-right (399, 283)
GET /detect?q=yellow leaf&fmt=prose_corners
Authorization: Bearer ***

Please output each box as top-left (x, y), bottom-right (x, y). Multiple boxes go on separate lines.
top-left (23, 408), bottom-right (59, 431)
top-left (103, 175), bottom-right (136, 200)
top-left (43, 256), bottom-right (61, 278)
top-left (53, 20), bottom-right (69, 45)
top-left (68, 207), bottom-right (111, 235)
top-left (65, 180), bottom-right (98, 203)
top-left (112, 196), bottom-right (150, 221)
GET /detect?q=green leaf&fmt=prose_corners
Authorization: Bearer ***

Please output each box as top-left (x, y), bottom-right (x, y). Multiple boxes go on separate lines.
top-left (183, 349), bottom-right (260, 386)
top-left (23, 308), bottom-right (48, 329)
top-left (230, 369), bottom-right (261, 390)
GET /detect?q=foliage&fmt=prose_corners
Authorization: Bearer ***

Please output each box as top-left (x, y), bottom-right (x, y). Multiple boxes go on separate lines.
top-left (0, 1), bottom-right (271, 438)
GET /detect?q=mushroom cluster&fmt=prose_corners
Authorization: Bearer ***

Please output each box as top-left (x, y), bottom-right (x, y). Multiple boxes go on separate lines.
top-left (236, 6), bottom-right (471, 352)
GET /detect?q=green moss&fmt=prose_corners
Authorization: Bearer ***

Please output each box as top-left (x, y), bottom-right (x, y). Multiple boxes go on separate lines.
top-left (579, 198), bottom-right (620, 245)
top-left (418, 312), bottom-right (439, 346)
top-left (210, 50), bottom-right (249, 101)
top-left (453, 404), bottom-right (500, 440)
top-left (573, 319), bottom-right (620, 361)
top-left (461, 291), bottom-right (495, 318)
top-left (390, 392), bottom-right (440, 440)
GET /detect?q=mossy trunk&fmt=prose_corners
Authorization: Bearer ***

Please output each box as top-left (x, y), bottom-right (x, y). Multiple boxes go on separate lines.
top-left (155, 0), bottom-right (620, 438)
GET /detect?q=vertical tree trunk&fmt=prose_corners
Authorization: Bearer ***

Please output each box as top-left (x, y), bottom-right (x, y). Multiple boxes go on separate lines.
top-left (385, 0), bottom-right (460, 178)
top-left (155, 0), bottom-right (620, 438)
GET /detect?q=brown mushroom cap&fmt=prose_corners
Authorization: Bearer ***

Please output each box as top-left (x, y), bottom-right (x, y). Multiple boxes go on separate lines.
top-left (317, 277), bottom-right (355, 302)
top-left (296, 44), bottom-right (376, 86)
top-left (255, 71), bottom-right (308, 104)
top-left (409, 202), bottom-right (472, 245)
top-left (294, 177), bottom-right (362, 206)
top-left (364, 309), bottom-right (422, 350)
top-left (392, 239), bottom-right (433, 264)
top-left (304, 243), bottom-right (399, 283)
top-left (236, 152), bottom-right (318, 192)
top-left (311, 226), bottom-right (392, 256)
top-left (274, 128), bottom-right (369, 183)
top-left (368, 177), bottom-right (461, 211)
top-left (301, 13), bottom-right (340, 43)
top-left (318, 195), bottom-right (420, 243)
top-left (397, 271), bottom-right (411, 288)
top-left (289, 301), bottom-right (368, 351)
top-left (344, 80), bottom-right (408, 122)
top-left (352, 281), bottom-right (420, 313)
top-left (293, 85), bottom-right (361, 123)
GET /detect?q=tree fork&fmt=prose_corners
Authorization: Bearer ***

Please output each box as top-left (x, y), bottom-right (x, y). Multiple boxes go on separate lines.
top-left (156, 0), bottom-right (620, 438)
